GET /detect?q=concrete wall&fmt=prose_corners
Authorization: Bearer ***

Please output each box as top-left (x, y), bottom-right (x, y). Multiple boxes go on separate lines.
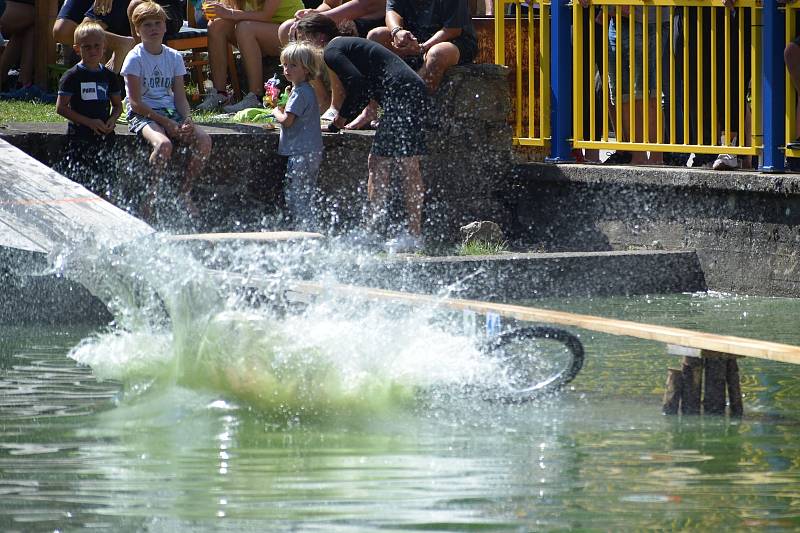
top-left (511, 163), bottom-right (800, 297)
top-left (1, 64), bottom-right (513, 243)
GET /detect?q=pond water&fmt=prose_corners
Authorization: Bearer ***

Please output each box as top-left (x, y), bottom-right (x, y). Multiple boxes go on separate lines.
top-left (2, 289), bottom-right (800, 531)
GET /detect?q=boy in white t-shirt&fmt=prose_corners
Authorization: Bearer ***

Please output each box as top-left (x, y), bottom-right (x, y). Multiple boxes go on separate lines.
top-left (121, 0), bottom-right (212, 220)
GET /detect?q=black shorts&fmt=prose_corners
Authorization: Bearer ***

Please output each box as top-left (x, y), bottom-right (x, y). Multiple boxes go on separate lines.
top-left (85, 0), bottom-right (132, 36)
top-left (371, 79), bottom-right (430, 157)
top-left (354, 16), bottom-right (384, 38)
top-left (57, 0), bottom-right (93, 23)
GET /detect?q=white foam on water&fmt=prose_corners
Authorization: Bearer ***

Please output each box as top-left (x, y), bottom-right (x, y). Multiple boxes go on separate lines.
top-left (65, 235), bottom-right (504, 419)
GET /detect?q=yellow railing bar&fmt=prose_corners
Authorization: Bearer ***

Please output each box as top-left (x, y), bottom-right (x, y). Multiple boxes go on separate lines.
top-left (515, 7), bottom-right (523, 139)
top-left (586, 0), bottom-right (758, 7)
top-left (643, 8), bottom-right (649, 144)
top-left (494, 0), bottom-right (504, 64)
top-left (724, 9), bottom-right (731, 147)
top-left (669, 6), bottom-right (675, 144)
top-left (573, 140), bottom-right (758, 155)
top-left (589, 4), bottom-right (596, 142)
top-left (528, 10), bottom-right (534, 138)
top-left (697, 7), bottom-right (703, 145)
top-left (615, 9), bottom-right (622, 143)
top-left (541, 1), bottom-right (550, 141)
top-left (738, 8), bottom-right (744, 148)
top-left (751, 5), bottom-right (761, 147)
top-left (711, 8), bottom-right (718, 147)
top-left (787, 6), bottom-right (795, 147)
top-left (628, 9), bottom-right (635, 143)
top-left (602, 6), bottom-right (610, 141)
top-left (683, 9), bottom-right (689, 146)
top-left (573, 3), bottom-right (583, 143)
top-left (656, 7), bottom-right (662, 144)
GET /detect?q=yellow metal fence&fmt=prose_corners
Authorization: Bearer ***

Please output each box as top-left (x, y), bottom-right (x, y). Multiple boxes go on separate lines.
top-left (496, 0), bottom-right (773, 159)
top-left (494, 0), bottom-right (551, 146)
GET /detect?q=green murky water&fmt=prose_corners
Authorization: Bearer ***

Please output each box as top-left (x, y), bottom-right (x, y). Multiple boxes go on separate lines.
top-left (2, 292), bottom-right (800, 531)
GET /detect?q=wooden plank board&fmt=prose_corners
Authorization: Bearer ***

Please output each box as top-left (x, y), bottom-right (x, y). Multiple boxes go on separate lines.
top-left (286, 282), bottom-right (800, 366)
top-left (203, 269), bottom-right (800, 364)
top-left (0, 139), bottom-right (155, 254)
top-left (167, 231), bottom-right (324, 243)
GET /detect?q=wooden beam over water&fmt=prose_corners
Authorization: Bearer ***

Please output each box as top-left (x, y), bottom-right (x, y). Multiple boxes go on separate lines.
top-left (287, 282), bottom-right (800, 366)
top-left (0, 139), bottom-right (154, 254)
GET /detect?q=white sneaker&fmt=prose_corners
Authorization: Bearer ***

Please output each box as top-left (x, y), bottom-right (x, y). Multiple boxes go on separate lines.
top-left (321, 107), bottom-right (338, 121)
top-left (224, 92), bottom-right (262, 113)
top-left (196, 90), bottom-right (228, 111)
top-left (384, 233), bottom-right (423, 254)
top-left (713, 153), bottom-right (739, 171)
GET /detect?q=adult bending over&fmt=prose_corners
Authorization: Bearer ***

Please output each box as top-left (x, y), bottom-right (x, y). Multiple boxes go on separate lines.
top-left (296, 14), bottom-right (431, 253)
top-left (278, 0), bottom-right (385, 45)
top-left (369, 0), bottom-right (476, 93)
top-left (196, 0), bottom-right (304, 112)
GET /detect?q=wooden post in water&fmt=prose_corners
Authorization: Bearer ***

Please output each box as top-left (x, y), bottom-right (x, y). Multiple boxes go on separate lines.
top-left (662, 368), bottom-right (683, 415)
top-left (664, 345), bottom-right (745, 417)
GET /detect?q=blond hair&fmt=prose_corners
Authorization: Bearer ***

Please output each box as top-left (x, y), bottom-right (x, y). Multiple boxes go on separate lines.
top-left (280, 41), bottom-right (324, 81)
top-left (131, 0), bottom-right (168, 28)
top-left (73, 20), bottom-right (106, 45)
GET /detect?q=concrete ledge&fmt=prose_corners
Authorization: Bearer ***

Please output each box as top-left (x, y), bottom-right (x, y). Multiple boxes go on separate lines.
top-left (339, 249), bottom-right (706, 300)
top-left (511, 162), bottom-right (800, 297)
top-left (0, 247), bottom-right (705, 324)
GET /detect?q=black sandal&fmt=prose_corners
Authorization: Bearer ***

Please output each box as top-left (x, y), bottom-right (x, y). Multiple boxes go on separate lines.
top-left (602, 151), bottom-right (633, 165)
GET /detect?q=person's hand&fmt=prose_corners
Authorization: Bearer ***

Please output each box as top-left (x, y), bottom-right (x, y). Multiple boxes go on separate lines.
top-left (104, 117), bottom-right (117, 133)
top-left (205, 2), bottom-right (233, 19)
top-left (722, 0), bottom-right (735, 9)
top-left (87, 118), bottom-right (110, 136)
top-left (579, 0), bottom-right (589, 8)
top-left (178, 117), bottom-right (195, 140)
top-left (294, 8), bottom-right (315, 18)
top-left (392, 29), bottom-right (418, 50)
top-left (93, 0), bottom-right (113, 16)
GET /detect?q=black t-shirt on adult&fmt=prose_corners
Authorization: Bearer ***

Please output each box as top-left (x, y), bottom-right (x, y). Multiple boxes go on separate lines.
top-left (323, 36), bottom-right (425, 121)
top-left (386, 0), bottom-right (476, 45)
top-left (58, 63), bottom-right (123, 139)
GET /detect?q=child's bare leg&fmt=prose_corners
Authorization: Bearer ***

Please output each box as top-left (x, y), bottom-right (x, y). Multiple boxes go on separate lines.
top-left (366, 153), bottom-right (393, 227)
top-left (396, 156), bottom-right (423, 236)
top-left (180, 129), bottom-right (213, 216)
top-left (140, 125), bottom-right (173, 217)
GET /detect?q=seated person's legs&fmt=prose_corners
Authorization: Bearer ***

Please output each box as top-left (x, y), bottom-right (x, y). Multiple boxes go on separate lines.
top-left (196, 16), bottom-right (237, 110)
top-left (418, 40), bottom-right (460, 92)
top-left (54, 0), bottom-right (93, 47)
top-left (223, 20), bottom-right (282, 111)
top-left (0, 0), bottom-right (34, 90)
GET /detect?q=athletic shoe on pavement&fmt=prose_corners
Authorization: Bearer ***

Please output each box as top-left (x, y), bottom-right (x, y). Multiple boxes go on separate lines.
top-left (223, 92), bottom-right (262, 113)
top-left (712, 153), bottom-right (739, 171)
top-left (196, 90), bottom-right (228, 111)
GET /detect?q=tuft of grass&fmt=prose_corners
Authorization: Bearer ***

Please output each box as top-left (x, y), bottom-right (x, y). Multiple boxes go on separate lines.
top-left (457, 240), bottom-right (509, 256)
top-left (0, 101), bottom-right (64, 123)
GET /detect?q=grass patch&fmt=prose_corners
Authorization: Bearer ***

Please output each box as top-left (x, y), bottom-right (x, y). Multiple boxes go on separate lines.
top-left (0, 101), bottom-right (64, 123)
top-left (0, 100), bottom-right (252, 125)
top-left (457, 240), bottom-right (509, 256)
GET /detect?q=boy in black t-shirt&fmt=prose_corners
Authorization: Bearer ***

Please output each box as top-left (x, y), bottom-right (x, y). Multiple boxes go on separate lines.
top-left (56, 21), bottom-right (123, 182)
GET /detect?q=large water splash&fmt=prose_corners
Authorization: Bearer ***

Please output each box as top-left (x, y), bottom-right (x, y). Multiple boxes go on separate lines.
top-left (63, 235), bottom-right (502, 420)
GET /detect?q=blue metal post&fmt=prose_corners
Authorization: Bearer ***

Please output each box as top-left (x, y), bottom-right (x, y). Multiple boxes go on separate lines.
top-left (546, 0), bottom-right (574, 162)
top-left (761, 0), bottom-right (785, 172)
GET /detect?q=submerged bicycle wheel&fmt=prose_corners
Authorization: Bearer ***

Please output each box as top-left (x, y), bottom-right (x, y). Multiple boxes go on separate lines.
top-left (482, 326), bottom-right (585, 403)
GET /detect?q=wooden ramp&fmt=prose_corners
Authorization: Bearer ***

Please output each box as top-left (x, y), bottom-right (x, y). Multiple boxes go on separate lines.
top-left (0, 138), bottom-right (154, 254)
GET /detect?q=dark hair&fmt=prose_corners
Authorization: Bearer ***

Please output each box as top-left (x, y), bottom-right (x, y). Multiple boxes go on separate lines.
top-left (294, 13), bottom-right (340, 43)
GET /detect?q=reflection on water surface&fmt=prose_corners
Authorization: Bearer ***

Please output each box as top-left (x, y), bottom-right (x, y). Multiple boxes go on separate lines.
top-left (2, 293), bottom-right (800, 531)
